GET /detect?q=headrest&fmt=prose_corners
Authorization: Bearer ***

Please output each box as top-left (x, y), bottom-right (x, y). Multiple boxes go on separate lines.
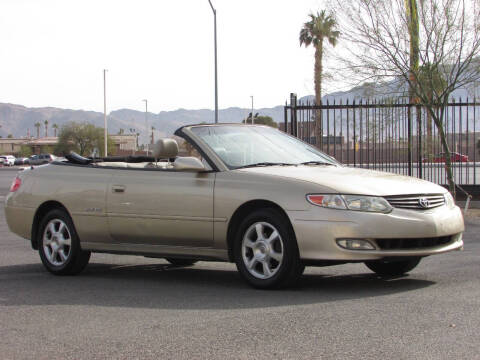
top-left (153, 138), bottom-right (179, 159)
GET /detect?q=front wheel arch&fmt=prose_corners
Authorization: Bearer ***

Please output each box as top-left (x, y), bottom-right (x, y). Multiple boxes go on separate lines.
top-left (226, 199), bottom-right (296, 262)
top-left (31, 201), bottom-right (71, 250)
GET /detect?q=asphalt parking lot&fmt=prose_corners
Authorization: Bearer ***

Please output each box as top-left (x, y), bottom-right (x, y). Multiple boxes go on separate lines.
top-left (0, 169), bottom-right (479, 360)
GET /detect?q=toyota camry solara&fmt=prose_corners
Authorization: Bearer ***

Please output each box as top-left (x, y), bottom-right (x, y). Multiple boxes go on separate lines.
top-left (5, 124), bottom-right (464, 288)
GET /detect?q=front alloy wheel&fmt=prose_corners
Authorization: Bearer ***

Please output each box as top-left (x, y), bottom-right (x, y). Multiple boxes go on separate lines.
top-left (234, 208), bottom-right (304, 289)
top-left (242, 222), bottom-right (284, 279)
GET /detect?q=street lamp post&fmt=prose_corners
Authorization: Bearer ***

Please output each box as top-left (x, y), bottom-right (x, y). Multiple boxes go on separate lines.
top-left (103, 69), bottom-right (108, 157)
top-left (142, 99), bottom-right (148, 154)
top-left (208, 0), bottom-right (218, 124)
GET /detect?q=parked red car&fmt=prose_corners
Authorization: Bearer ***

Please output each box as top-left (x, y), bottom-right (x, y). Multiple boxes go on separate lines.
top-left (425, 152), bottom-right (469, 163)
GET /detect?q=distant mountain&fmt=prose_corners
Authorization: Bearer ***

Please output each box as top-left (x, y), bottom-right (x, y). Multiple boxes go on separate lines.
top-left (0, 102), bottom-right (285, 144)
top-left (299, 80), bottom-right (477, 104)
top-left (1, 80), bottom-right (477, 142)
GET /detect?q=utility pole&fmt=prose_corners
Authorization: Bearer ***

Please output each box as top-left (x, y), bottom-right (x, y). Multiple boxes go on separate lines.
top-left (250, 96), bottom-right (254, 124)
top-left (208, 0), bottom-right (218, 123)
top-left (142, 99), bottom-right (148, 154)
top-left (103, 69), bottom-right (108, 157)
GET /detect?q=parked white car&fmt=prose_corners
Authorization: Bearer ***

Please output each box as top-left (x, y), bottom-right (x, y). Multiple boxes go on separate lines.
top-left (0, 155), bottom-right (16, 166)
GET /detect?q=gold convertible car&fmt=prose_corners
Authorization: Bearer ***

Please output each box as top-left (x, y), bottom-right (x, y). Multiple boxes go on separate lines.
top-left (5, 124), bottom-right (464, 288)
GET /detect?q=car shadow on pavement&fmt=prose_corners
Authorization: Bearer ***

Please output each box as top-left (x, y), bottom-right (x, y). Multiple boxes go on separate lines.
top-left (0, 261), bottom-right (435, 310)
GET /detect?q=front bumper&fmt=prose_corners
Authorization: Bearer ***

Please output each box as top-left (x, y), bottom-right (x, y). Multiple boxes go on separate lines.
top-left (289, 204), bottom-right (464, 261)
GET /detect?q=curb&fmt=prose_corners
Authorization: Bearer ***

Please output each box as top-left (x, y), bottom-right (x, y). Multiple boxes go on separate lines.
top-left (0, 167), bottom-right (27, 171)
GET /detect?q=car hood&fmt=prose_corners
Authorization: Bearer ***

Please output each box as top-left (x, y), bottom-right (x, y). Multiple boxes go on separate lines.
top-left (237, 165), bottom-right (447, 196)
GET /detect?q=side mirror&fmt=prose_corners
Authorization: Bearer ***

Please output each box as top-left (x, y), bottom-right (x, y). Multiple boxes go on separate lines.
top-left (173, 157), bottom-right (206, 172)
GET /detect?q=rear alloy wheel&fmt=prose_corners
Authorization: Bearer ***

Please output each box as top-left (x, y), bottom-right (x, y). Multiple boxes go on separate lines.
top-left (43, 219), bottom-right (72, 266)
top-left (365, 257), bottom-right (421, 276)
top-left (165, 258), bottom-right (197, 266)
top-left (234, 208), bottom-right (304, 289)
top-left (38, 209), bottom-right (91, 275)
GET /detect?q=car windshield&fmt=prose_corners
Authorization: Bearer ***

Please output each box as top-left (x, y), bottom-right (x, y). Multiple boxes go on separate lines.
top-left (190, 125), bottom-right (339, 169)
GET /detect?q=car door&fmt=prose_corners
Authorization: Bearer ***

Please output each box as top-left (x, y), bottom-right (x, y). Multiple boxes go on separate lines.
top-left (106, 168), bottom-right (215, 247)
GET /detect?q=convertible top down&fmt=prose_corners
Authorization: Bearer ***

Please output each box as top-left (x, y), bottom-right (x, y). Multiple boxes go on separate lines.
top-left (5, 124), bottom-right (464, 288)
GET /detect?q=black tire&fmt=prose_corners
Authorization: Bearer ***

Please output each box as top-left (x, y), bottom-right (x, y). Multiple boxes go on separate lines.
top-left (233, 208), bottom-right (304, 289)
top-left (165, 258), bottom-right (197, 266)
top-left (365, 257), bottom-right (421, 276)
top-left (38, 209), bottom-right (91, 275)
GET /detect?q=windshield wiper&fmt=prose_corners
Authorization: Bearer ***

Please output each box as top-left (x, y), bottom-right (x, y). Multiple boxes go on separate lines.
top-left (235, 162), bottom-right (295, 169)
top-left (300, 161), bottom-right (336, 166)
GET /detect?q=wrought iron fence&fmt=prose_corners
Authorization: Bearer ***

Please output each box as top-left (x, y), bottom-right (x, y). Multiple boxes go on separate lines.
top-left (283, 93), bottom-right (480, 192)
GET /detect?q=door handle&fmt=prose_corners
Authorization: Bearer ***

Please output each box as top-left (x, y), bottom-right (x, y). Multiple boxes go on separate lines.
top-left (112, 185), bottom-right (126, 193)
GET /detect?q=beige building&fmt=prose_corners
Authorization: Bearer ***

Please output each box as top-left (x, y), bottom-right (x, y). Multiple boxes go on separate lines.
top-left (0, 135), bottom-right (137, 156)
top-left (0, 138), bottom-right (29, 154)
top-left (110, 134), bottom-right (137, 152)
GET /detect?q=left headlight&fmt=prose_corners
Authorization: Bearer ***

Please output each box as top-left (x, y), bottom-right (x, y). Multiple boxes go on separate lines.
top-left (444, 192), bottom-right (455, 208)
top-left (307, 194), bottom-right (393, 213)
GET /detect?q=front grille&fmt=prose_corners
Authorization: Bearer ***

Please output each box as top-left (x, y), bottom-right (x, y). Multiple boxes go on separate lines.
top-left (375, 236), bottom-right (452, 250)
top-left (385, 194), bottom-right (445, 210)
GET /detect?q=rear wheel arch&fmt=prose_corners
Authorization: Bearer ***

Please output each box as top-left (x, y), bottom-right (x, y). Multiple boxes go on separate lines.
top-left (31, 201), bottom-right (72, 250)
top-left (226, 199), bottom-right (297, 262)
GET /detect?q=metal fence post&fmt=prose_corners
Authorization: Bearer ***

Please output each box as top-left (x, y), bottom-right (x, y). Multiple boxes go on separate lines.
top-left (407, 102), bottom-right (413, 176)
top-left (290, 93), bottom-right (297, 137)
top-left (417, 104), bottom-right (423, 178)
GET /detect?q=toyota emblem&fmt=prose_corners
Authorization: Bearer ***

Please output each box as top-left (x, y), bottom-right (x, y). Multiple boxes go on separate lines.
top-left (418, 197), bottom-right (430, 208)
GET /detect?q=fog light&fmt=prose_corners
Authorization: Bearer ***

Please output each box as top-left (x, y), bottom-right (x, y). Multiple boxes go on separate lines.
top-left (336, 239), bottom-right (375, 250)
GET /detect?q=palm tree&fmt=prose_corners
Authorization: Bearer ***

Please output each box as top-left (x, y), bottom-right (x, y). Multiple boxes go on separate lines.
top-left (34, 122), bottom-right (41, 138)
top-left (151, 126), bottom-right (155, 144)
top-left (44, 120), bottom-right (49, 137)
top-left (52, 124), bottom-right (59, 137)
top-left (300, 10), bottom-right (340, 148)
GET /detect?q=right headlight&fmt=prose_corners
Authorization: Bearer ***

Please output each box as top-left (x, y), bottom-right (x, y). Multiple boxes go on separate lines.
top-left (307, 194), bottom-right (393, 213)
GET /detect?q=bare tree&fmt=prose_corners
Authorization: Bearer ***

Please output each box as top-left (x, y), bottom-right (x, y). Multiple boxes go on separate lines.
top-left (330, 0), bottom-right (480, 195)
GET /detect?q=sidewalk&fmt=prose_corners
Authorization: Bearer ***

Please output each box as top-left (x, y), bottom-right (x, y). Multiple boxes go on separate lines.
top-left (465, 208), bottom-right (480, 218)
